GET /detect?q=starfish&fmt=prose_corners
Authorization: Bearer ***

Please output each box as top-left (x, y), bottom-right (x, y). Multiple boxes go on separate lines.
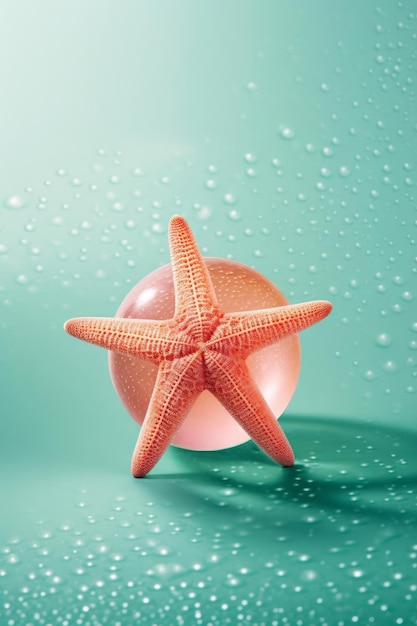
top-left (64, 215), bottom-right (332, 477)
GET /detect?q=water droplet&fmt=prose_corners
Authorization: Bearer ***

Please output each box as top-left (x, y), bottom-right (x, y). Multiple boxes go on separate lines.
top-left (339, 166), bottom-right (351, 177)
top-left (4, 195), bottom-right (25, 209)
top-left (16, 274), bottom-right (29, 284)
top-left (375, 333), bottom-right (392, 348)
top-left (223, 193), bottom-right (236, 205)
top-left (228, 210), bottom-right (241, 221)
top-left (279, 126), bottom-right (295, 140)
top-left (401, 291), bottom-right (413, 302)
top-left (205, 179), bottom-right (218, 190)
top-left (383, 361), bottom-right (399, 374)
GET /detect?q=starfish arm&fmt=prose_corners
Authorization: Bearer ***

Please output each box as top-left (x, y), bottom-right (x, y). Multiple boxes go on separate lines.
top-left (168, 215), bottom-right (220, 341)
top-left (205, 350), bottom-right (295, 467)
top-left (208, 300), bottom-right (332, 356)
top-left (131, 353), bottom-right (205, 477)
top-left (64, 317), bottom-right (191, 362)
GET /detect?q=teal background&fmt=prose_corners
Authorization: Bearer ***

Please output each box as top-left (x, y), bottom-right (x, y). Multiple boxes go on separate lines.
top-left (1, 2), bottom-right (416, 624)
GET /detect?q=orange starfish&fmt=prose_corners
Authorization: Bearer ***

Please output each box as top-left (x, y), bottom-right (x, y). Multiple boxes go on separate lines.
top-left (64, 215), bottom-right (332, 477)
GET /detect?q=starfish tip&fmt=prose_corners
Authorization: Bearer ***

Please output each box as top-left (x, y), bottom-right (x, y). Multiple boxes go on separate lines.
top-left (169, 213), bottom-right (185, 226)
top-left (64, 318), bottom-right (85, 339)
top-left (63, 318), bottom-right (74, 334)
top-left (319, 300), bottom-right (333, 318)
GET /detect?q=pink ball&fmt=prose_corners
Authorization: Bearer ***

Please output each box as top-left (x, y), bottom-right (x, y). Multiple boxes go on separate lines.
top-left (109, 258), bottom-right (301, 451)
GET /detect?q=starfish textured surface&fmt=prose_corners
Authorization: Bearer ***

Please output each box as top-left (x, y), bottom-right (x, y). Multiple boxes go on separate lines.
top-left (64, 216), bottom-right (332, 477)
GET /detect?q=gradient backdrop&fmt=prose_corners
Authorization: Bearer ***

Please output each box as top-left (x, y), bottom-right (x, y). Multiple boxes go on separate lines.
top-left (1, 2), bottom-right (416, 624)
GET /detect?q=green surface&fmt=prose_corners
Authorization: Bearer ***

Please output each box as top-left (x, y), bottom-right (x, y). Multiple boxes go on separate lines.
top-left (2, 419), bottom-right (417, 624)
top-left (1, 1), bottom-right (416, 624)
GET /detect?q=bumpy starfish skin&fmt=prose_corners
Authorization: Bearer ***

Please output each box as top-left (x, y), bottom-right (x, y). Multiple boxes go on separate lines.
top-left (65, 215), bottom-right (332, 477)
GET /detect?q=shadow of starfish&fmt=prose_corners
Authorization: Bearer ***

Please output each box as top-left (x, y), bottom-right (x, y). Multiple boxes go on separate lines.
top-left (142, 416), bottom-right (417, 535)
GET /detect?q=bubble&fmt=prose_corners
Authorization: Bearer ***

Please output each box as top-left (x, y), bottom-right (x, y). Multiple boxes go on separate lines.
top-left (244, 153), bottom-right (256, 163)
top-left (205, 179), bottom-right (218, 190)
top-left (109, 259), bottom-right (301, 452)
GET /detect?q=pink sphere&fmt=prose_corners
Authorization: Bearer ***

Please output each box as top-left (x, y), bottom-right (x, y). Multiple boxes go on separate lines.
top-left (109, 258), bottom-right (301, 451)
